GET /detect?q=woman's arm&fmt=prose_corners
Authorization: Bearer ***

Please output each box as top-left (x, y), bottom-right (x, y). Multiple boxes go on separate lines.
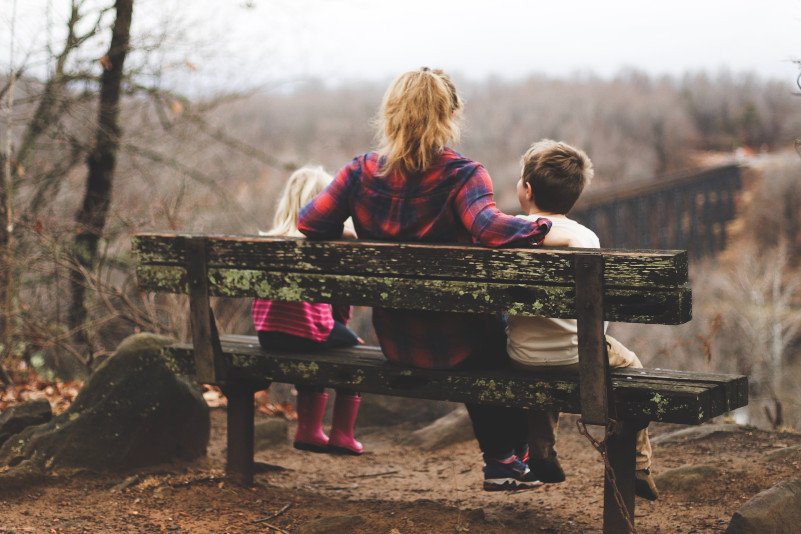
top-left (298, 158), bottom-right (358, 239)
top-left (454, 166), bottom-right (551, 246)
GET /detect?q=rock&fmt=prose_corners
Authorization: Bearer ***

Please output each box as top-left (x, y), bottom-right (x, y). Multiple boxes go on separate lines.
top-left (464, 508), bottom-right (486, 523)
top-left (764, 445), bottom-right (801, 462)
top-left (726, 479), bottom-right (801, 533)
top-left (655, 464), bottom-right (721, 492)
top-left (297, 515), bottom-right (364, 534)
top-left (254, 418), bottom-right (288, 450)
top-left (402, 406), bottom-right (474, 451)
top-left (651, 424), bottom-right (747, 445)
top-left (0, 458), bottom-right (46, 491)
top-left (0, 399), bottom-right (52, 448)
top-left (0, 333), bottom-right (209, 477)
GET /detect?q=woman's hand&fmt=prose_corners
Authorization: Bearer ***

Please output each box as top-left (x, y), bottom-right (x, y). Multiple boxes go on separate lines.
top-left (542, 226), bottom-right (580, 247)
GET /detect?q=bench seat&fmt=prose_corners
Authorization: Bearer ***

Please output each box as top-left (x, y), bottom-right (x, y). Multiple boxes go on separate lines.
top-left (166, 335), bottom-right (747, 426)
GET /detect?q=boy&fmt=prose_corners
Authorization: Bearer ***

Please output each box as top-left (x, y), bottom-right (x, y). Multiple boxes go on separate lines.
top-left (508, 139), bottom-right (659, 501)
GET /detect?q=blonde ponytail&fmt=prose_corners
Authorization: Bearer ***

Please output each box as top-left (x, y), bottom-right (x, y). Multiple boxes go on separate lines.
top-left (377, 67), bottom-right (463, 176)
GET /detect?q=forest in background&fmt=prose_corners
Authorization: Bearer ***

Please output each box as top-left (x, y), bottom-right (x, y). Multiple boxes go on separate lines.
top-left (1, 0), bottom-right (801, 432)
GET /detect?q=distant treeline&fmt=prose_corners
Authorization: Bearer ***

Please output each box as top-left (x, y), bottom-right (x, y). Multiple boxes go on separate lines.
top-left (214, 70), bottom-right (800, 210)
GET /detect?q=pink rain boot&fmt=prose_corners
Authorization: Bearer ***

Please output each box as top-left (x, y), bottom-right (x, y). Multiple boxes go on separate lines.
top-left (293, 390), bottom-right (330, 452)
top-left (328, 392), bottom-right (363, 455)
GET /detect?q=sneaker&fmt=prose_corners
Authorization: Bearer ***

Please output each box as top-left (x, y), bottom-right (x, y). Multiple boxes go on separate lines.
top-left (635, 468), bottom-right (659, 501)
top-left (515, 445), bottom-right (530, 464)
top-left (528, 452), bottom-right (566, 484)
top-left (483, 456), bottom-right (543, 491)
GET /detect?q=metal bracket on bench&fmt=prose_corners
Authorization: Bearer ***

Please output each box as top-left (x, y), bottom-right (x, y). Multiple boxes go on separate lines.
top-left (574, 254), bottom-right (615, 426)
top-left (184, 237), bottom-right (227, 384)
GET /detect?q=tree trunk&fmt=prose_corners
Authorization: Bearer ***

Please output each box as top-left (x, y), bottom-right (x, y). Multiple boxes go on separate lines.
top-left (68, 0), bottom-right (134, 364)
top-left (0, 157), bottom-right (12, 385)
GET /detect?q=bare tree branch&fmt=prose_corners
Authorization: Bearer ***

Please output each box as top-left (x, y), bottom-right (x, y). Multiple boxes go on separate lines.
top-left (185, 113), bottom-right (297, 171)
top-left (121, 141), bottom-right (247, 224)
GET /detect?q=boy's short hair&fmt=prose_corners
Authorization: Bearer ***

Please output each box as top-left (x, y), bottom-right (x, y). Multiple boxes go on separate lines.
top-left (521, 139), bottom-right (594, 214)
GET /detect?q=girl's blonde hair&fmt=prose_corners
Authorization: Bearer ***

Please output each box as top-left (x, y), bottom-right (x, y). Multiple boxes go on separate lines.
top-left (377, 67), bottom-right (463, 176)
top-left (267, 166), bottom-right (332, 237)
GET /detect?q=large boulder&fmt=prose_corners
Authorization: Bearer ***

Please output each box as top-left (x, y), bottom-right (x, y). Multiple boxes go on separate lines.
top-left (0, 399), bottom-right (52, 448)
top-left (727, 479), bottom-right (801, 533)
top-left (0, 334), bottom-right (209, 480)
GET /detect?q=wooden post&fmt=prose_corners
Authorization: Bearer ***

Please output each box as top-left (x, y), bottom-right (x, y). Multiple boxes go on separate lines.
top-left (574, 254), bottom-right (611, 426)
top-left (184, 237), bottom-right (227, 384)
top-left (603, 419), bottom-right (639, 533)
top-left (575, 254), bottom-right (636, 532)
top-left (225, 382), bottom-right (255, 486)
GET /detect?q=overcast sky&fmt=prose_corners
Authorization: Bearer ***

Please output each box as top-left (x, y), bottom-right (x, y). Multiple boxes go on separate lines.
top-left (5, 0), bottom-right (801, 90)
top-left (176, 0), bottom-right (801, 87)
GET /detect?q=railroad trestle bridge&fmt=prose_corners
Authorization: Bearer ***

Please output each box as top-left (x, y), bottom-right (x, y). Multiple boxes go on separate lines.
top-left (571, 163), bottom-right (743, 259)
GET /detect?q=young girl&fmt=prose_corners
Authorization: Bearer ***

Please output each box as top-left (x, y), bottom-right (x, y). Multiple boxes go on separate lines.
top-left (252, 166), bottom-right (364, 455)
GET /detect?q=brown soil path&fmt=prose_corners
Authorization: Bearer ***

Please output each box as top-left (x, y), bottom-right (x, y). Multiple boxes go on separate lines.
top-left (1, 410), bottom-right (799, 533)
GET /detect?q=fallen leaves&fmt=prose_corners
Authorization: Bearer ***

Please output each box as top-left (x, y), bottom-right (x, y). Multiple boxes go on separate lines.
top-left (2, 371), bottom-right (297, 423)
top-left (202, 386), bottom-right (296, 419)
top-left (0, 369), bottom-right (82, 415)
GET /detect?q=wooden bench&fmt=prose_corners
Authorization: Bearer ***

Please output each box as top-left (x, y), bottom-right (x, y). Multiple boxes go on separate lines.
top-left (132, 233), bottom-right (748, 533)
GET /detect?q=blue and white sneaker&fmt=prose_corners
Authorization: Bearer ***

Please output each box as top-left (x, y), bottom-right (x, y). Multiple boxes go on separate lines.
top-left (483, 456), bottom-right (543, 491)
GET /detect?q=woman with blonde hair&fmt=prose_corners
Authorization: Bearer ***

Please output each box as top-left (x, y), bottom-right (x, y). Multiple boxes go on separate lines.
top-left (252, 166), bottom-right (364, 455)
top-left (298, 68), bottom-right (553, 490)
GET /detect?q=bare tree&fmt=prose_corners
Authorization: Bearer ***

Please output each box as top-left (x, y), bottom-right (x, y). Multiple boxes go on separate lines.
top-left (716, 241), bottom-right (801, 427)
top-left (68, 0), bottom-right (134, 361)
top-left (0, 0), bottom-right (20, 385)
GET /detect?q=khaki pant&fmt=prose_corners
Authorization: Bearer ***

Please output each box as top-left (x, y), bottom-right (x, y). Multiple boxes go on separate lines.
top-left (519, 335), bottom-right (652, 470)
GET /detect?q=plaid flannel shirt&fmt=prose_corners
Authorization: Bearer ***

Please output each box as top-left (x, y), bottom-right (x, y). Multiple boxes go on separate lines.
top-left (298, 148), bottom-right (551, 369)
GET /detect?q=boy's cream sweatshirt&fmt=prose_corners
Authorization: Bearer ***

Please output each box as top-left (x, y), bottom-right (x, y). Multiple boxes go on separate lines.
top-left (506, 213), bottom-right (604, 367)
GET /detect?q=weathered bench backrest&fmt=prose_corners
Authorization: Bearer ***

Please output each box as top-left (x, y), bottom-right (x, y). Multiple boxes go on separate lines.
top-left (133, 234), bottom-right (690, 324)
top-left (133, 232), bottom-right (691, 425)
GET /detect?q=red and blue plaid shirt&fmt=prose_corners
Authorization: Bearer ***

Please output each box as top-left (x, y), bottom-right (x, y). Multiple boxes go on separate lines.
top-left (298, 148), bottom-right (551, 369)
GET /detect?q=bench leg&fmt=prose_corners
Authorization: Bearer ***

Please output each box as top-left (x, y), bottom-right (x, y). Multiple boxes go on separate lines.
top-left (225, 383), bottom-right (255, 486)
top-left (603, 419), bottom-right (638, 533)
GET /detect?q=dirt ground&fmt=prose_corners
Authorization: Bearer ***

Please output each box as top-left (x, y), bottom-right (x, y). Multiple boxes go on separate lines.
top-left (1, 408), bottom-right (799, 534)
